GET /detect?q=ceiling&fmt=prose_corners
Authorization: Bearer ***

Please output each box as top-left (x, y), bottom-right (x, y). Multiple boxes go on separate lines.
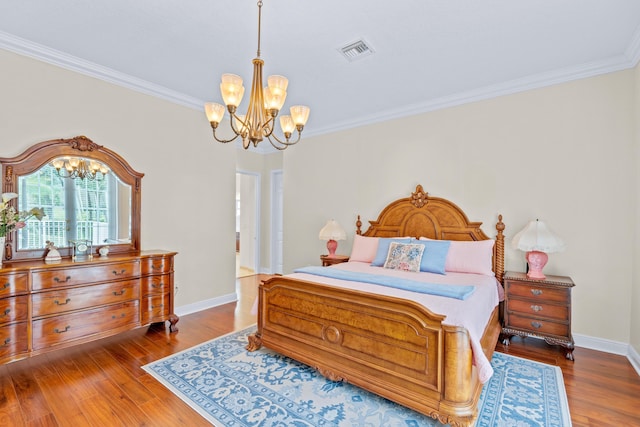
top-left (1, 0), bottom-right (640, 142)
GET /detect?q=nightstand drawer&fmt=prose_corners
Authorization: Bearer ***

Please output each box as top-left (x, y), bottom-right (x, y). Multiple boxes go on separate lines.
top-left (508, 313), bottom-right (569, 337)
top-left (507, 299), bottom-right (569, 321)
top-left (505, 281), bottom-right (569, 304)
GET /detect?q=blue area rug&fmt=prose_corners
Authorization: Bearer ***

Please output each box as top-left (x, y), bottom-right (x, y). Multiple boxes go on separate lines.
top-left (143, 327), bottom-right (571, 426)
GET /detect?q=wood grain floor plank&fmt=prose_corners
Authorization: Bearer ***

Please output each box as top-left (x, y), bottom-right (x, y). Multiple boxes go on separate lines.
top-left (35, 370), bottom-right (90, 427)
top-left (24, 413), bottom-right (58, 427)
top-left (91, 377), bottom-right (153, 426)
top-left (6, 366), bottom-right (52, 423)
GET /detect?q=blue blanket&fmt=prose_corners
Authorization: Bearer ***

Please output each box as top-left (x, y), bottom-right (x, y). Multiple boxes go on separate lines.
top-left (293, 266), bottom-right (475, 300)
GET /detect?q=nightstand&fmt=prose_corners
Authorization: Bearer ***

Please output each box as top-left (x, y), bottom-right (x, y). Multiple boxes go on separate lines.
top-left (501, 271), bottom-right (575, 360)
top-left (320, 255), bottom-right (349, 266)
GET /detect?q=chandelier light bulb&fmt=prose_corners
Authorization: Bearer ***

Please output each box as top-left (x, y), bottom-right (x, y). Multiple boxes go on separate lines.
top-left (267, 75), bottom-right (288, 92)
top-left (279, 115), bottom-right (295, 136)
top-left (263, 87), bottom-right (287, 111)
top-left (52, 158), bottom-right (65, 170)
top-left (290, 105), bottom-right (310, 127)
top-left (205, 102), bottom-right (226, 124)
top-left (220, 74), bottom-right (245, 108)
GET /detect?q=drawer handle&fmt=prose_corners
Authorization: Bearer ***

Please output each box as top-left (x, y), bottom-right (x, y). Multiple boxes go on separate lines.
top-left (1, 282), bottom-right (9, 290)
top-left (530, 289), bottom-right (543, 296)
top-left (113, 290), bottom-right (126, 296)
top-left (54, 298), bottom-right (71, 305)
top-left (531, 321), bottom-right (542, 329)
top-left (151, 264), bottom-right (162, 270)
top-left (152, 304), bottom-right (164, 309)
top-left (54, 276), bottom-right (71, 283)
top-left (2, 337), bottom-right (10, 346)
top-left (112, 313), bottom-right (126, 319)
top-left (2, 308), bottom-right (10, 317)
top-left (530, 305), bottom-right (543, 312)
top-left (112, 269), bottom-right (127, 276)
top-left (54, 325), bottom-right (71, 334)
top-left (151, 283), bottom-right (164, 289)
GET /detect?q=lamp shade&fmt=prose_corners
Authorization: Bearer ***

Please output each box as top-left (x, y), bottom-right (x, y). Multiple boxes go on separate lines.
top-left (512, 219), bottom-right (565, 253)
top-left (318, 220), bottom-right (347, 241)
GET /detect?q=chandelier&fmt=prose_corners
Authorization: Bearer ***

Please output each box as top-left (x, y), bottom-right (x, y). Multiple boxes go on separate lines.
top-left (51, 157), bottom-right (109, 181)
top-left (204, 0), bottom-right (310, 151)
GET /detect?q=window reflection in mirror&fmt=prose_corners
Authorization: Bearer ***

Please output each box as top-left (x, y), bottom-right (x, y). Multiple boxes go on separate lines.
top-left (16, 160), bottom-right (132, 250)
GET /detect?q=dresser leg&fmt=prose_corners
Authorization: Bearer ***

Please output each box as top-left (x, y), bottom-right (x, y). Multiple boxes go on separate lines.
top-left (565, 345), bottom-right (575, 361)
top-left (168, 314), bottom-right (180, 332)
top-left (500, 332), bottom-right (512, 345)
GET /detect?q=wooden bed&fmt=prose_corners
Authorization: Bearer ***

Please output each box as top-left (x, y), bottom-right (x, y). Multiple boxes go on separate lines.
top-left (247, 184), bottom-right (505, 427)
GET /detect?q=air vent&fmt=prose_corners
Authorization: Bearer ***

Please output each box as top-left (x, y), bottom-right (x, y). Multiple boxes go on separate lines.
top-left (339, 39), bottom-right (374, 62)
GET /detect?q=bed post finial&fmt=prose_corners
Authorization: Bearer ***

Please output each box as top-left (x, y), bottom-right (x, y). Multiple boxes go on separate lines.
top-left (495, 214), bottom-right (505, 283)
top-left (356, 215), bottom-right (362, 235)
top-left (411, 184), bottom-right (428, 208)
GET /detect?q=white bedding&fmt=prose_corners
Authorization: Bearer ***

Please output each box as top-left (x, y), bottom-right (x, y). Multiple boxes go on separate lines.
top-left (286, 261), bottom-right (501, 383)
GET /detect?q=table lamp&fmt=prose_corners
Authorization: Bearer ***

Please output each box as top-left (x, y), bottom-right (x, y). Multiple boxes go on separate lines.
top-left (318, 219), bottom-right (347, 258)
top-left (512, 219), bottom-right (565, 280)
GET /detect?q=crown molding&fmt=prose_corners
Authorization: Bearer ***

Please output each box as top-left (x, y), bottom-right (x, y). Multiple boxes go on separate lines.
top-left (2, 28), bottom-right (640, 145)
top-left (0, 30), bottom-right (203, 110)
top-left (308, 52), bottom-right (640, 138)
top-left (625, 22), bottom-right (640, 66)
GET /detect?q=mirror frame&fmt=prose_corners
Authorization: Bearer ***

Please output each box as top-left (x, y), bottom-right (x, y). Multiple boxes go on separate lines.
top-left (0, 136), bottom-right (143, 262)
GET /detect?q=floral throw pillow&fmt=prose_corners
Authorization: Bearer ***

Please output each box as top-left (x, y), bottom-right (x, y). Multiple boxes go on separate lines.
top-left (383, 242), bottom-right (425, 272)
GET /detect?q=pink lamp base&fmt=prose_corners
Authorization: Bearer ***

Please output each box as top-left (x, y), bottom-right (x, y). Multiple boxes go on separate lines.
top-left (526, 250), bottom-right (548, 280)
top-left (326, 239), bottom-right (338, 257)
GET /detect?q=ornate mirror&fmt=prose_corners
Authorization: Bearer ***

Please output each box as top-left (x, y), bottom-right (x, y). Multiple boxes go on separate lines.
top-left (0, 136), bottom-right (143, 262)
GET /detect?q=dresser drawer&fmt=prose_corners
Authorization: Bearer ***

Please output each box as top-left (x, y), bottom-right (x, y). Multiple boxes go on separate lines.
top-left (0, 273), bottom-right (29, 297)
top-left (32, 280), bottom-right (140, 317)
top-left (507, 298), bottom-right (569, 322)
top-left (0, 322), bottom-right (28, 359)
top-left (141, 274), bottom-right (172, 295)
top-left (142, 293), bottom-right (171, 324)
top-left (507, 313), bottom-right (569, 338)
top-left (141, 257), bottom-right (173, 275)
top-left (32, 301), bottom-right (140, 350)
top-left (0, 296), bottom-right (28, 325)
top-left (32, 261), bottom-right (141, 290)
top-left (505, 281), bottom-right (569, 304)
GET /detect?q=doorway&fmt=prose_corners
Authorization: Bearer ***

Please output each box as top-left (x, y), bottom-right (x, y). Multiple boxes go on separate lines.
top-left (236, 171), bottom-right (260, 278)
top-left (270, 170), bottom-right (284, 274)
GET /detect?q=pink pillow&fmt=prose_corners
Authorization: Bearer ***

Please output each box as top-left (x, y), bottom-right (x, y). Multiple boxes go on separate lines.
top-left (349, 235), bottom-right (379, 263)
top-left (420, 237), bottom-right (494, 276)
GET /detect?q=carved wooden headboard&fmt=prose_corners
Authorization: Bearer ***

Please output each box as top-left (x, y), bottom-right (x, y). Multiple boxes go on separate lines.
top-left (356, 184), bottom-right (505, 282)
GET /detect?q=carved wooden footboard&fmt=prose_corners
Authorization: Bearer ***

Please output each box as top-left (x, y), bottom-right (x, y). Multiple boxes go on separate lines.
top-left (248, 276), bottom-right (501, 426)
top-left (247, 185), bottom-right (505, 426)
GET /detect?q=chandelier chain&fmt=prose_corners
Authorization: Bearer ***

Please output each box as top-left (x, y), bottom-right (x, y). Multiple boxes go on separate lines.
top-left (256, 1), bottom-right (262, 58)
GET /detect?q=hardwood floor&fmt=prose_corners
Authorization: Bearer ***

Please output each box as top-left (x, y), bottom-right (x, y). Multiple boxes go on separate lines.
top-left (1, 274), bottom-right (639, 426)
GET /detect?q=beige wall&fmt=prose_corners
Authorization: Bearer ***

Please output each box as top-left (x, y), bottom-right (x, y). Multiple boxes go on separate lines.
top-left (632, 62), bottom-right (640, 354)
top-left (284, 69), bottom-right (637, 345)
top-left (0, 49), bottom-right (237, 310)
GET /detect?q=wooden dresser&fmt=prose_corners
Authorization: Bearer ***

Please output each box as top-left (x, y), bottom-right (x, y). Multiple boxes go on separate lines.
top-left (0, 250), bottom-right (177, 365)
top-left (501, 271), bottom-right (575, 360)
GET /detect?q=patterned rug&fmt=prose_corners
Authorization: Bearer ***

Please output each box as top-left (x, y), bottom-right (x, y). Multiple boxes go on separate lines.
top-left (143, 327), bottom-right (571, 427)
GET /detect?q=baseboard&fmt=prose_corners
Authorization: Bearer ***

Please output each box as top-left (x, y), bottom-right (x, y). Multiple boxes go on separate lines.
top-left (628, 345), bottom-right (640, 376)
top-left (574, 333), bottom-right (628, 355)
top-left (575, 333), bottom-right (640, 377)
top-left (175, 292), bottom-right (237, 317)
